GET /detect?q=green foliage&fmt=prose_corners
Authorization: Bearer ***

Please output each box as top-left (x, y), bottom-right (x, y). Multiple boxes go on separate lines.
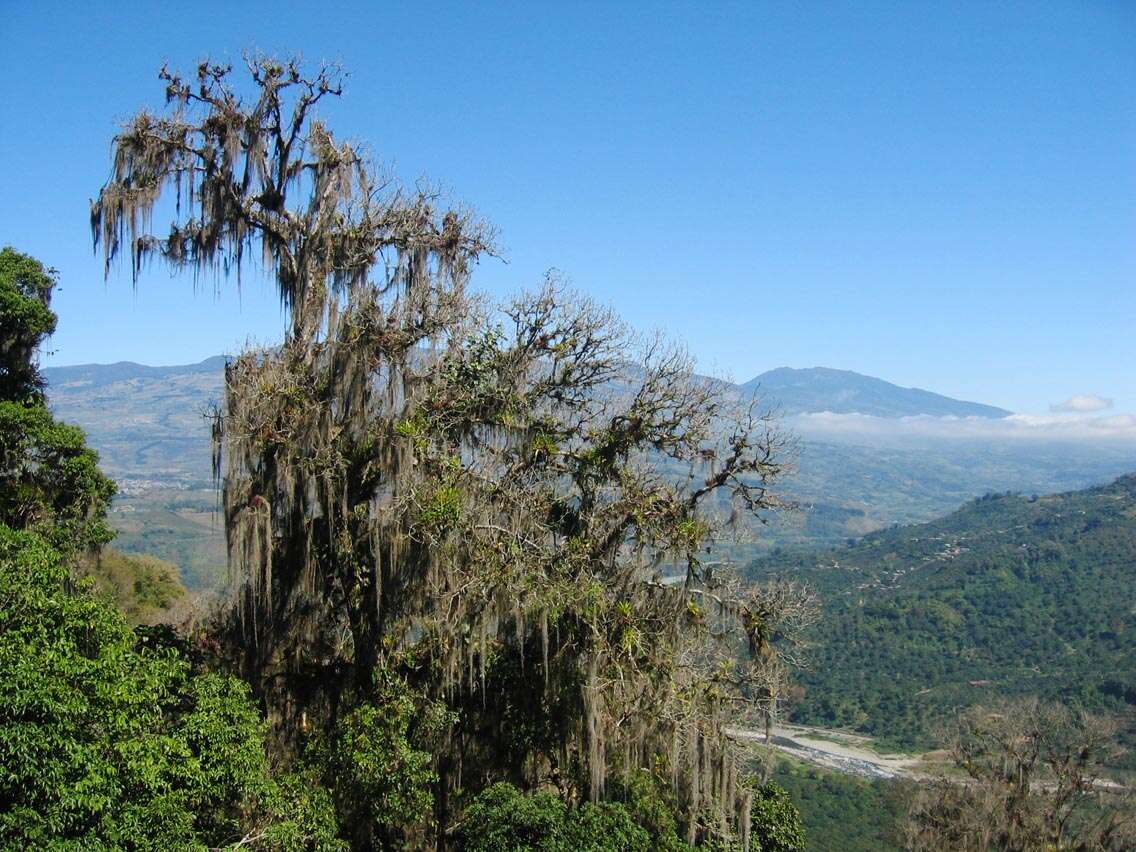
top-left (529, 430), bottom-right (559, 459)
top-left (256, 769), bottom-right (348, 852)
top-left (0, 248), bottom-right (115, 553)
top-left (674, 517), bottom-right (709, 551)
top-left (607, 770), bottom-right (692, 852)
top-left (459, 783), bottom-right (570, 851)
top-left (79, 546), bottom-right (187, 624)
top-left (770, 759), bottom-right (904, 852)
top-left (0, 247), bottom-right (345, 848)
top-left (307, 666), bottom-right (443, 846)
top-left (0, 398), bottom-right (115, 551)
top-left (417, 483), bottom-right (463, 532)
top-left (442, 327), bottom-right (506, 403)
top-left (563, 802), bottom-right (653, 851)
top-left (747, 782), bottom-right (805, 852)
top-left (0, 523), bottom-right (341, 848)
top-left (0, 246), bottom-right (56, 402)
top-left (747, 476), bottom-right (1136, 757)
top-left (689, 779), bottom-right (806, 852)
top-left (458, 782), bottom-right (667, 852)
top-left (395, 412), bottom-right (427, 440)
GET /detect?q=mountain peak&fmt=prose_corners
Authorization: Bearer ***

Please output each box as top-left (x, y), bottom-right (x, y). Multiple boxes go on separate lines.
top-left (741, 366), bottom-right (1012, 419)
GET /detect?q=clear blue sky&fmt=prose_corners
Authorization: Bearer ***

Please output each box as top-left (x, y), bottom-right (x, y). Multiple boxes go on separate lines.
top-left (1, 0), bottom-right (1133, 415)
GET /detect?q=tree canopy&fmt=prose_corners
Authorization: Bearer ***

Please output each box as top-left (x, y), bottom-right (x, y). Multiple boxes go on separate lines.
top-left (0, 246), bottom-right (56, 402)
top-left (0, 522), bottom-right (347, 849)
top-left (0, 248), bottom-right (114, 552)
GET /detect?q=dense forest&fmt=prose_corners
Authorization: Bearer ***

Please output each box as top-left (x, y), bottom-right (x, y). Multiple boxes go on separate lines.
top-left (747, 476), bottom-right (1136, 755)
top-left (769, 759), bottom-right (906, 852)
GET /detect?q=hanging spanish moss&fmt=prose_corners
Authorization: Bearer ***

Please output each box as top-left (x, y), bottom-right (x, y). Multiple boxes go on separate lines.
top-left (93, 56), bottom-right (817, 847)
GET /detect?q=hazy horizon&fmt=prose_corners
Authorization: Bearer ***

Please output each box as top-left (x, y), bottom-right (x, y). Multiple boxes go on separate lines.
top-left (3, 1), bottom-right (1133, 416)
top-left (42, 354), bottom-right (1136, 434)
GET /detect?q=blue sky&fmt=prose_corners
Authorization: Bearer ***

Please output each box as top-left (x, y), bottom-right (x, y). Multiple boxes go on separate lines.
top-left (1, 1), bottom-right (1133, 415)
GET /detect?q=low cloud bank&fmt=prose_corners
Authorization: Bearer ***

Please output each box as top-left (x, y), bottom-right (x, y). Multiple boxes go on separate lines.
top-left (790, 411), bottom-right (1136, 443)
top-left (1051, 394), bottom-right (1113, 413)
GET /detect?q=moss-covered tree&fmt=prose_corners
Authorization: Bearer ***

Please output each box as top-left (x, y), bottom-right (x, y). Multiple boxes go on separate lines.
top-left (904, 701), bottom-right (1135, 851)
top-left (93, 57), bottom-right (815, 847)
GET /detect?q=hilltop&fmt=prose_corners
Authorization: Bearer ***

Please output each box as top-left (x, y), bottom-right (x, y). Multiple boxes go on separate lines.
top-left (43, 355), bottom-right (228, 389)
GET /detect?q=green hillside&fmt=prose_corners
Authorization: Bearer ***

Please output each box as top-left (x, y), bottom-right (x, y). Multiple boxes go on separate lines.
top-left (770, 758), bottom-right (906, 852)
top-left (78, 546), bottom-right (189, 625)
top-left (768, 436), bottom-right (1136, 548)
top-left (747, 474), bottom-right (1136, 753)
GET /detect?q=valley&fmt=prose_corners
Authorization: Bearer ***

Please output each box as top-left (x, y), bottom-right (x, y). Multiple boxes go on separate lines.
top-left (46, 356), bottom-right (1136, 781)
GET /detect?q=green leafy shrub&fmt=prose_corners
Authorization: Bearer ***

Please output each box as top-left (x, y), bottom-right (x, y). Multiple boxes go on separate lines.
top-left (307, 666), bottom-right (443, 847)
top-left (80, 546), bottom-right (187, 624)
top-left (0, 397), bottom-right (114, 551)
top-left (259, 769), bottom-right (348, 852)
top-left (0, 524), bottom-right (341, 848)
top-left (608, 769), bottom-right (691, 851)
top-left (563, 802), bottom-right (653, 851)
top-left (458, 781), bottom-right (683, 852)
top-left (459, 782), bottom-right (570, 851)
top-left (748, 782), bottom-right (805, 852)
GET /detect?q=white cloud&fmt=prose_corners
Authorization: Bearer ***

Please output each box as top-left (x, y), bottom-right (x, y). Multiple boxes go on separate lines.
top-left (1050, 394), bottom-right (1113, 413)
top-left (789, 411), bottom-right (1136, 443)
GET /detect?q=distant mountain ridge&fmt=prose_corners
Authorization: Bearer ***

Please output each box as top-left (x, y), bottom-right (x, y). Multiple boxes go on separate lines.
top-left (47, 358), bottom-right (1014, 418)
top-left (46, 356), bottom-right (228, 389)
top-left (743, 366), bottom-right (1012, 419)
top-left (45, 357), bottom-right (1136, 590)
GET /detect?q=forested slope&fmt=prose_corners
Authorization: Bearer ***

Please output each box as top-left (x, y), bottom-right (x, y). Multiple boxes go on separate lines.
top-left (747, 475), bottom-right (1136, 751)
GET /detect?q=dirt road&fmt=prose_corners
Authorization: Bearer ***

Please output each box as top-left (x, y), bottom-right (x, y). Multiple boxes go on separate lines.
top-left (727, 724), bottom-right (925, 780)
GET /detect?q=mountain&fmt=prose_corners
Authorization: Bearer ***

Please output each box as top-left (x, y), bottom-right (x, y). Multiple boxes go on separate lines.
top-left (742, 366), bottom-right (1012, 418)
top-left (746, 475), bottom-right (1136, 755)
top-left (44, 356), bottom-right (224, 486)
top-left (44, 357), bottom-right (226, 589)
top-left (43, 357), bottom-right (1134, 588)
top-left (44, 356), bottom-right (228, 390)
